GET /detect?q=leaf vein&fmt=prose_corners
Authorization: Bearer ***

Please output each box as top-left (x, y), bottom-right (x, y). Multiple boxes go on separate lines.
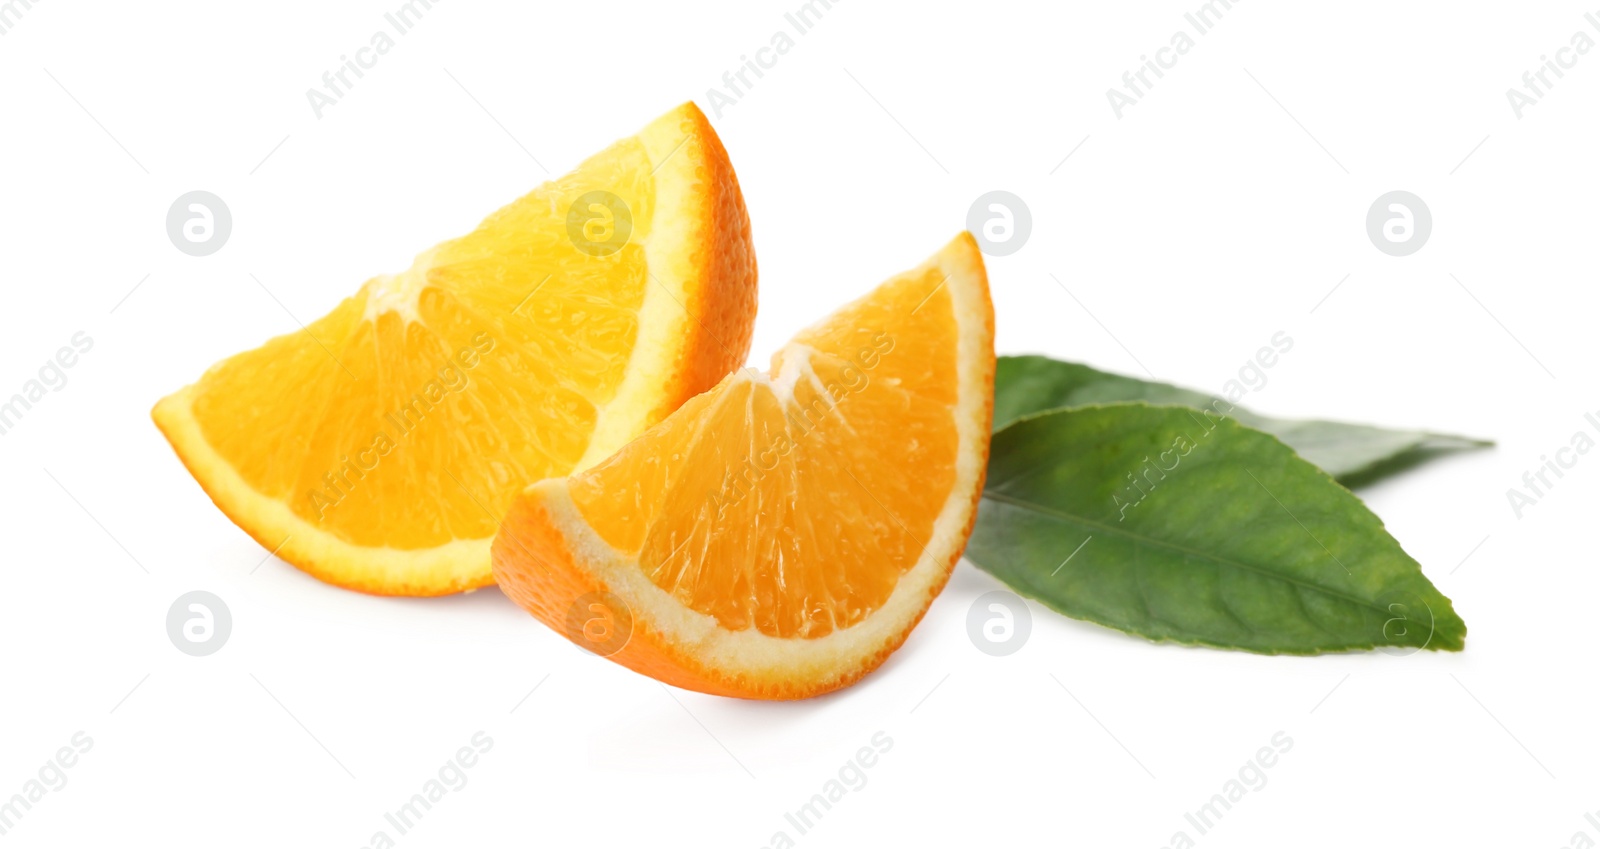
top-left (980, 490), bottom-right (1389, 619)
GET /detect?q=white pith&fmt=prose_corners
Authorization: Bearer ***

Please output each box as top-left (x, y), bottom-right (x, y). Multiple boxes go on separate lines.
top-left (361, 248), bottom-right (439, 325)
top-left (577, 117), bottom-right (704, 469)
top-left (151, 107), bottom-right (713, 593)
top-left (533, 238), bottom-right (991, 686)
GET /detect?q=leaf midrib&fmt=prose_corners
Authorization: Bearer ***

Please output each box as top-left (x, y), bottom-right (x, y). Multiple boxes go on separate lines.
top-left (979, 489), bottom-right (1396, 619)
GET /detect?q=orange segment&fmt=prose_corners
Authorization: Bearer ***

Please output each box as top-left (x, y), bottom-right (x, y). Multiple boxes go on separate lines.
top-left (493, 234), bottom-right (994, 699)
top-left (153, 102), bottom-right (757, 596)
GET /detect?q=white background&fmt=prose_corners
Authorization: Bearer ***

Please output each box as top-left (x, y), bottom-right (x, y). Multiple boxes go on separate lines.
top-left (1, 0), bottom-right (1595, 845)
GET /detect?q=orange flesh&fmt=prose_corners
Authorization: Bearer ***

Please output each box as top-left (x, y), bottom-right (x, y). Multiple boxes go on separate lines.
top-left (188, 140), bottom-right (656, 550)
top-left (567, 266), bottom-right (959, 638)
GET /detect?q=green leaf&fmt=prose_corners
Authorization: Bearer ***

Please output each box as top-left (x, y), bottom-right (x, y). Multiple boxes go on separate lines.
top-left (994, 355), bottom-right (1491, 485)
top-left (967, 404), bottom-right (1466, 654)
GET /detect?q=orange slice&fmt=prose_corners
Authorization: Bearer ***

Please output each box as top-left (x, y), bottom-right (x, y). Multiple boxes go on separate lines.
top-left (492, 234), bottom-right (994, 699)
top-left (153, 102), bottom-right (757, 596)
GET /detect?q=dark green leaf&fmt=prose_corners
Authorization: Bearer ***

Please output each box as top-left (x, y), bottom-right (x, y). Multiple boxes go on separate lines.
top-left (994, 355), bottom-right (1491, 485)
top-left (967, 404), bottom-right (1466, 654)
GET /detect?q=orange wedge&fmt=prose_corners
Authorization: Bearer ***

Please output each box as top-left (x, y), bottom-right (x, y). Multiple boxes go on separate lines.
top-left (492, 234), bottom-right (994, 699)
top-left (153, 102), bottom-right (756, 596)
